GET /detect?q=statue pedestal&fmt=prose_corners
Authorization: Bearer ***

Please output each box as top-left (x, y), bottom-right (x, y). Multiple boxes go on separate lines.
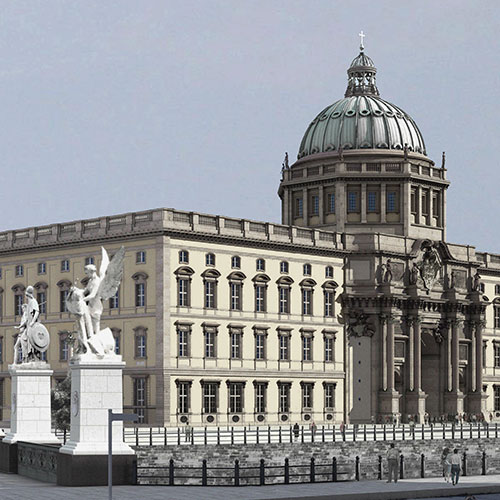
top-left (444, 390), bottom-right (465, 415)
top-left (3, 362), bottom-right (59, 445)
top-left (59, 354), bottom-right (134, 456)
top-left (467, 391), bottom-right (488, 415)
top-left (57, 354), bottom-right (135, 486)
top-left (405, 390), bottom-right (427, 423)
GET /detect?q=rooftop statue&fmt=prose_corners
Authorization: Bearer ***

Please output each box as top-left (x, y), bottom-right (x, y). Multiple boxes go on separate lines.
top-left (66, 246), bottom-right (125, 359)
top-left (13, 286), bottom-right (50, 364)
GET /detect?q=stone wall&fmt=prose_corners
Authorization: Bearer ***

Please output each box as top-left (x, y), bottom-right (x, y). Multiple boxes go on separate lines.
top-left (136, 438), bottom-right (500, 486)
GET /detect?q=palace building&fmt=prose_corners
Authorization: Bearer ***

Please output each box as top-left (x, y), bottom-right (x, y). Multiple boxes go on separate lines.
top-left (0, 44), bottom-right (499, 426)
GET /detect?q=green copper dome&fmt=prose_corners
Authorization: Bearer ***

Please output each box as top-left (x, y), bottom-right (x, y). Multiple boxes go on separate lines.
top-left (297, 50), bottom-right (426, 159)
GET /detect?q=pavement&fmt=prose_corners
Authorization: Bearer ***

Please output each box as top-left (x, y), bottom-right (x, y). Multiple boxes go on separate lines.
top-left (2, 472), bottom-right (500, 500)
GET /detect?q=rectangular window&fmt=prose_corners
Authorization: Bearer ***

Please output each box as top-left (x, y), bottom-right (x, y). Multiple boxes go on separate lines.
top-left (302, 289), bottom-right (312, 315)
top-left (279, 384), bottom-right (290, 413)
top-left (15, 265), bottom-right (23, 277)
top-left (432, 193), bottom-right (439, 217)
top-left (136, 251), bottom-right (146, 264)
top-left (324, 383), bottom-right (335, 409)
top-left (61, 260), bottom-right (70, 272)
top-left (38, 262), bottom-right (46, 274)
top-left (85, 257), bottom-right (95, 266)
top-left (411, 189), bottom-right (417, 214)
top-left (134, 377), bottom-right (147, 423)
top-left (324, 336), bottom-right (334, 362)
top-left (60, 290), bottom-right (69, 313)
top-left (422, 191), bottom-right (429, 216)
top-left (230, 331), bottom-right (242, 359)
top-left (178, 329), bottom-right (189, 357)
top-left (37, 292), bottom-right (46, 314)
top-left (0, 379), bottom-right (4, 421)
top-left (387, 191), bottom-right (397, 212)
top-left (178, 382), bottom-right (190, 414)
top-left (327, 193), bottom-right (335, 213)
top-left (255, 285), bottom-right (266, 313)
top-left (15, 294), bottom-right (23, 316)
top-left (279, 334), bottom-right (289, 361)
top-left (311, 195), bottom-right (319, 215)
top-left (135, 332), bottom-right (147, 358)
top-left (228, 383), bottom-right (244, 413)
top-left (205, 281), bottom-right (216, 309)
top-left (0, 338), bottom-right (3, 363)
top-left (205, 329), bottom-right (216, 358)
top-left (230, 282), bottom-right (242, 311)
top-left (495, 307), bottom-right (500, 329)
top-left (302, 383), bottom-right (313, 409)
top-left (279, 286), bottom-right (290, 314)
top-left (59, 335), bottom-right (69, 361)
top-left (178, 278), bottom-right (190, 307)
top-left (495, 386), bottom-right (500, 412)
top-left (255, 383), bottom-right (266, 413)
top-left (109, 290), bottom-right (119, 309)
top-left (495, 344), bottom-right (500, 368)
top-left (255, 332), bottom-right (266, 360)
top-left (202, 383), bottom-right (218, 414)
top-left (302, 335), bottom-right (313, 361)
top-left (347, 191), bottom-right (359, 213)
top-left (367, 191), bottom-right (378, 212)
top-left (295, 198), bottom-right (303, 217)
top-left (114, 334), bottom-right (120, 355)
top-left (324, 291), bottom-right (334, 317)
top-left (135, 283), bottom-right (145, 307)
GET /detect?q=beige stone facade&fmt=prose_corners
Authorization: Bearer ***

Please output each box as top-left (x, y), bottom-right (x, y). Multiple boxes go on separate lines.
top-left (0, 210), bottom-right (346, 426)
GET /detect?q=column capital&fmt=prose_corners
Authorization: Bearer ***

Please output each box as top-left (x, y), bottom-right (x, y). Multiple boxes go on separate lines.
top-left (379, 313), bottom-right (398, 325)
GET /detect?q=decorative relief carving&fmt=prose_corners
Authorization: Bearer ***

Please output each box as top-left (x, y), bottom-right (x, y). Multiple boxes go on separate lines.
top-left (341, 311), bottom-right (375, 338)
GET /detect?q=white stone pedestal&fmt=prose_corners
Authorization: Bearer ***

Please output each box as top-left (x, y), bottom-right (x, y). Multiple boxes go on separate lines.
top-left (3, 362), bottom-right (59, 444)
top-left (59, 354), bottom-right (134, 456)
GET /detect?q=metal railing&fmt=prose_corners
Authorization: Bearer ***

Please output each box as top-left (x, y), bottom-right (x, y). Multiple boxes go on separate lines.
top-left (137, 451), bottom-right (489, 486)
top-left (124, 422), bottom-right (499, 447)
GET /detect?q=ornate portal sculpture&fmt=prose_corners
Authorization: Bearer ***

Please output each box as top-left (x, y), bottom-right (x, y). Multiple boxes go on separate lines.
top-left (66, 246), bottom-right (125, 359)
top-left (13, 286), bottom-right (50, 364)
top-left (418, 243), bottom-right (441, 292)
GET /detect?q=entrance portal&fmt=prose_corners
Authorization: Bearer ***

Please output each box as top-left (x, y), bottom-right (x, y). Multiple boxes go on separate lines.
top-left (421, 329), bottom-right (440, 416)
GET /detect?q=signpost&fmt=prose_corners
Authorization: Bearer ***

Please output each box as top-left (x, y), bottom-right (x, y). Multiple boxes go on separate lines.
top-left (108, 409), bottom-right (138, 500)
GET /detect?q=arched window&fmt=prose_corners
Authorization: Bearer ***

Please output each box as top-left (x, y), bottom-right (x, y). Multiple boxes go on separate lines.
top-left (132, 272), bottom-right (148, 307)
top-left (228, 271), bottom-right (246, 311)
top-left (277, 276), bottom-right (294, 314)
top-left (323, 281), bottom-right (339, 317)
top-left (134, 326), bottom-right (148, 358)
top-left (12, 284), bottom-right (26, 316)
top-left (34, 282), bottom-right (48, 315)
top-left (256, 258), bottom-right (266, 272)
top-left (280, 261), bottom-right (289, 274)
top-left (253, 274), bottom-right (270, 313)
top-left (111, 327), bottom-right (121, 355)
top-left (202, 269), bottom-right (220, 309)
top-left (179, 250), bottom-right (189, 264)
top-left (174, 267), bottom-right (194, 307)
top-left (300, 278), bottom-right (316, 316)
top-left (206, 253), bottom-right (216, 266)
top-left (57, 280), bottom-right (72, 313)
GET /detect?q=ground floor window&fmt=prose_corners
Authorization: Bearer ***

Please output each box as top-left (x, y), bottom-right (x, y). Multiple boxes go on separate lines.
top-left (202, 382), bottom-right (218, 414)
top-left (133, 377), bottom-right (147, 423)
top-left (228, 382), bottom-right (244, 413)
top-left (495, 386), bottom-right (500, 412)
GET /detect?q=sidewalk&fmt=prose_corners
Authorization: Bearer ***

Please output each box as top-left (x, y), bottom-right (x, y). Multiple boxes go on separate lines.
top-left (1, 472), bottom-right (500, 500)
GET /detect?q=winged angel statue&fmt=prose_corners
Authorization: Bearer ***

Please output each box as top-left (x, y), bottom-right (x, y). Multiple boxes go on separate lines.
top-left (66, 246), bottom-right (125, 358)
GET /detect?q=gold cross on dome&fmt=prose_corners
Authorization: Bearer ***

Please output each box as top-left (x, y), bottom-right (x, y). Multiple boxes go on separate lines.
top-left (359, 30), bottom-right (365, 51)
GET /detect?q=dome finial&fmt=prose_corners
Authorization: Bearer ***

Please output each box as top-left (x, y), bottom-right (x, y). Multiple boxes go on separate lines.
top-left (359, 30), bottom-right (365, 52)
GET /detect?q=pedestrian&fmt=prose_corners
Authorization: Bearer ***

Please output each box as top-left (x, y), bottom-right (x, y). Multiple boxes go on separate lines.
top-left (293, 422), bottom-right (300, 441)
top-left (441, 447), bottom-right (451, 483)
top-left (340, 420), bottom-right (345, 434)
top-left (184, 421), bottom-right (192, 442)
top-left (310, 420), bottom-right (317, 439)
top-left (450, 448), bottom-right (461, 485)
top-left (386, 443), bottom-right (399, 483)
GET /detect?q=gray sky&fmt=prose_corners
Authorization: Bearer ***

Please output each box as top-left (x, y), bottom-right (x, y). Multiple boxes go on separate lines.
top-left (0, 1), bottom-right (498, 251)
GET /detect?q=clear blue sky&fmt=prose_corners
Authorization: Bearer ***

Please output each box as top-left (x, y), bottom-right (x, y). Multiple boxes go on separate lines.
top-left (0, 1), bottom-right (498, 251)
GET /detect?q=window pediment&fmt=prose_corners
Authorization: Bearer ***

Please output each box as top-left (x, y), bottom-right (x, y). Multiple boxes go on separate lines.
top-left (34, 281), bottom-right (48, 291)
top-left (322, 280), bottom-right (339, 290)
top-left (276, 276), bottom-right (294, 285)
top-left (299, 278), bottom-right (317, 287)
top-left (11, 284), bottom-right (25, 293)
top-left (201, 269), bottom-right (221, 279)
top-left (56, 280), bottom-right (72, 290)
top-left (173, 267), bottom-right (194, 277)
top-left (252, 273), bottom-right (270, 283)
top-left (132, 272), bottom-right (149, 281)
top-left (227, 271), bottom-right (246, 281)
